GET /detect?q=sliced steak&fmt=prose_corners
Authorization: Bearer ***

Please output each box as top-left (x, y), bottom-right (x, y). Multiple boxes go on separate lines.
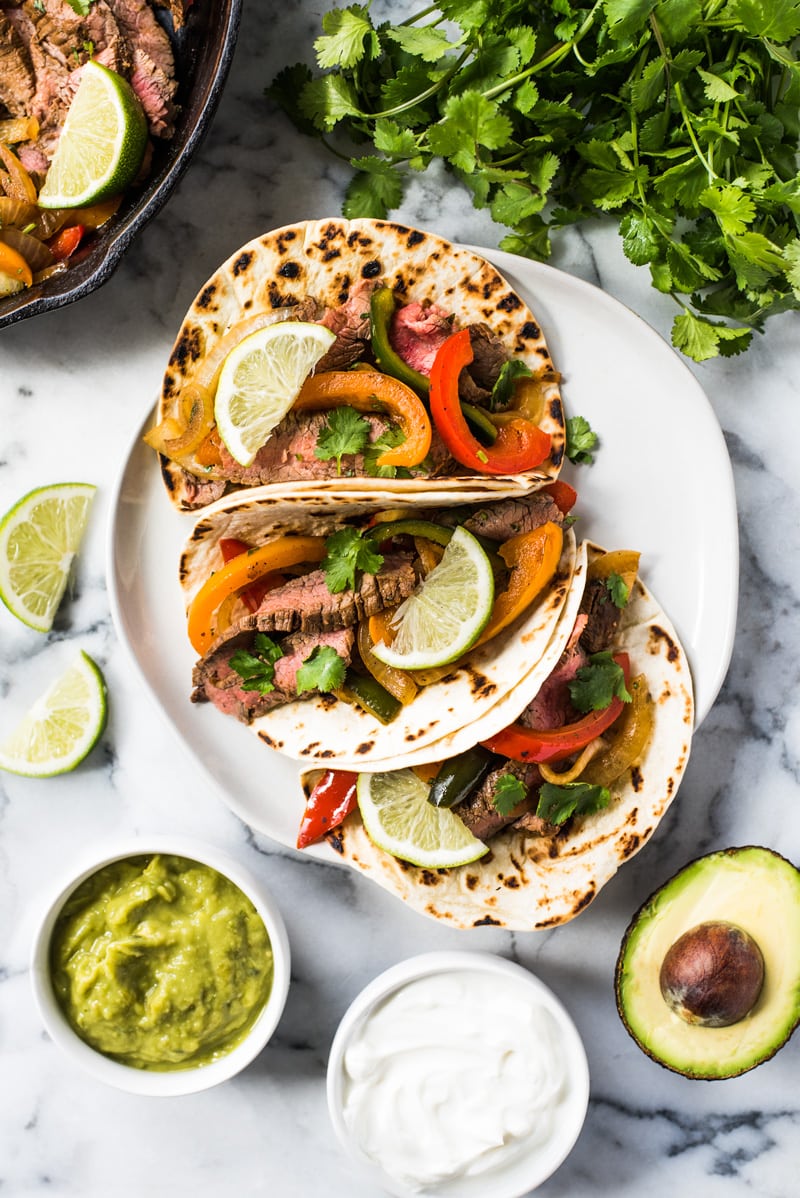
top-left (454, 760), bottom-right (537, 841)
top-left (466, 323), bottom-right (507, 390)
top-left (251, 552), bottom-right (416, 635)
top-left (462, 494), bottom-right (564, 541)
top-left (578, 578), bottom-right (624, 655)
top-left (169, 466), bottom-right (227, 511)
top-left (192, 627), bottom-right (354, 724)
top-left (390, 301), bottom-right (452, 375)
top-left (108, 0), bottom-right (173, 78)
top-left (129, 45), bottom-right (177, 136)
top-left (0, 9), bottom-right (35, 117)
top-left (520, 627), bottom-right (587, 731)
top-left (512, 809), bottom-right (560, 837)
top-left (317, 278), bottom-right (380, 371)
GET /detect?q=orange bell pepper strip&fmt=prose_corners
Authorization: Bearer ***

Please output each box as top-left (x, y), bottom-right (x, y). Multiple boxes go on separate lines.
top-left (429, 329), bottom-right (551, 474)
top-left (187, 536), bottom-right (326, 654)
top-left (0, 241), bottom-right (32, 288)
top-left (473, 522), bottom-right (563, 648)
top-left (294, 370), bottom-right (431, 468)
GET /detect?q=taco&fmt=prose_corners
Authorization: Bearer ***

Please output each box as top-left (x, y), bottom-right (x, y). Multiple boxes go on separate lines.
top-left (182, 488), bottom-right (582, 766)
top-left (296, 545), bottom-right (694, 931)
top-left (146, 219), bottom-right (565, 510)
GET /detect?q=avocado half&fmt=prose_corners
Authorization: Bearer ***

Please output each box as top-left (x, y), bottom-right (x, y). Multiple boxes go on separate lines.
top-left (615, 846), bottom-right (800, 1079)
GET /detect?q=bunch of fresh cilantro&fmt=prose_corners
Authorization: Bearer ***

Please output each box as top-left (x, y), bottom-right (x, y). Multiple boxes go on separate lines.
top-left (269, 0), bottom-right (800, 362)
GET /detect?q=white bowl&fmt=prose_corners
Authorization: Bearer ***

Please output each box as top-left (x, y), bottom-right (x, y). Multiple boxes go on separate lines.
top-left (327, 951), bottom-right (589, 1198)
top-left (30, 836), bottom-right (290, 1095)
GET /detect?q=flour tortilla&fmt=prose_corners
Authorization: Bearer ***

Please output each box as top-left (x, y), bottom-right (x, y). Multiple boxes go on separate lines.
top-left (181, 490), bottom-right (578, 766)
top-left (310, 547), bottom-right (694, 930)
top-left (158, 218), bottom-right (565, 509)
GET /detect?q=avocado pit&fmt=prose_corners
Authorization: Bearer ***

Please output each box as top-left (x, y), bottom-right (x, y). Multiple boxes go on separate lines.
top-left (659, 920), bottom-right (764, 1028)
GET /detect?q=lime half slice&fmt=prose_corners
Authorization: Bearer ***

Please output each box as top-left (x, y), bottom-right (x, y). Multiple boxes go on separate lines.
top-left (38, 61), bottom-right (147, 209)
top-left (214, 321), bottom-right (336, 466)
top-left (0, 652), bottom-right (107, 777)
top-left (371, 526), bottom-right (495, 670)
top-left (0, 482), bottom-right (96, 632)
top-left (357, 769), bottom-right (488, 868)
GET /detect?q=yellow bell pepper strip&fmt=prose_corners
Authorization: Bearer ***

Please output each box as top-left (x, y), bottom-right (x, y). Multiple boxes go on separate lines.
top-left (472, 522), bottom-right (563, 648)
top-left (587, 549), bottom-right (640, 597)
top-left (294, 370), bottom-right (431, 468)
top-left (0, 241), bottom-right (32, 288)
top-left (187, 536), bottom-right (326, 654)
top-left (579, 674), bottom-right (654, 787)
top-left (357, 618), bottom-right (418, 706)
top-left (0, 143), bottom-right (37, 202)
top-left (481, 653), bottom-right (631, 764)
top-left (429, 329), bottom-right (551, 474)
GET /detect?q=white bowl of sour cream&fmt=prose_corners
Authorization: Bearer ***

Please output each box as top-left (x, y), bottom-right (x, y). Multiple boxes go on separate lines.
top-left (327, 952), bottom-right (590, 1198)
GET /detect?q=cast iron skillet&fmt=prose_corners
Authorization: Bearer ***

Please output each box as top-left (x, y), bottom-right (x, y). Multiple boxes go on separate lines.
top-left (0, 0), bottom-right (242, 331)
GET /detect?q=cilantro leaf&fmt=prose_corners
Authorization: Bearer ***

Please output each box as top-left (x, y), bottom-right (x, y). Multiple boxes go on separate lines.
top-left (536, 781), bottom-right (611, 825)
top-left (569, 652), bottom-right (632, 713)
top-left (323, 527), bottom-right (384, 594)
top-left (363, 425), bottom-right (408, 478)
top-left (491, 772), bottom-right (527, 815)
top-left (489, 359), bottom-right (532, 410)
top-left (229, 634), bottom-right (284, 694)
top-left (700, 184), bottom-right (756, 236)
top-left (606, 572), bottom-right (630, 608)
top-left (672, 311), bottom-right (752, 361)
top-left (344, 158), bottom-right (405, 219)
top-left (428, 92), bottom-right (513, 173)
top-left (65, 0), bottom-right (93, 13)
top-left (783, 238), bottom-right (800, 298)
top-left (314, 6), bottom-right (378, 70)
top-left (299, 74), bottom-right (362, 131)
top-left (295, 644), bottom-right (347, 694)
top-left (314, 407), bottom-right (371, 474)
top-left (722, 0), bottom-right (800, 41)
top-left (566, 415), bottom-right (598, 464)
top-left (385, 25), bottom-right (455, 63)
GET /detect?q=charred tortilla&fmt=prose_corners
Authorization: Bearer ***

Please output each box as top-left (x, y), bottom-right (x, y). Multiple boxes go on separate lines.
top-left (306, 546), bottom-right (694, 931)
top-left (155, 219), bottom-right (565, 510)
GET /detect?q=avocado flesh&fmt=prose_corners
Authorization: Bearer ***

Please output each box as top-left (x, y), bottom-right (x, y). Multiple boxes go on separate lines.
top-left (616, 846), bottom-right (800, 1079)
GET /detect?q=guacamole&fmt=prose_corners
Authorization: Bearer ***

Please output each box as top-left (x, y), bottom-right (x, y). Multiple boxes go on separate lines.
top-left (50, 854), bottom-right (274, 1071)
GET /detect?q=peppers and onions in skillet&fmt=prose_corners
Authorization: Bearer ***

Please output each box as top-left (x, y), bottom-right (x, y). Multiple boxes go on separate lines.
top-left (296, 549), bottom-right (655, 854)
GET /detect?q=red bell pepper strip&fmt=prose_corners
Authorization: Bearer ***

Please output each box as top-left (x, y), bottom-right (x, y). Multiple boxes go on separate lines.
top-left (297, 770), bottom-right (359, 849)
top-left (48, 225), bottom-right (85, 261)
top-left (218, 538), bottom-right (284, 614)
top-left (429, 329), bottom-right (551, 475)
top-left (481, 653), bottom-right (631, 764)
top-left (542, 479), bottom-right (578, 515)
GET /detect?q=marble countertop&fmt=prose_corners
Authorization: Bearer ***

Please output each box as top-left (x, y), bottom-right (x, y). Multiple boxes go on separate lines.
top-left (1, 2), bottom-right (799, 1195)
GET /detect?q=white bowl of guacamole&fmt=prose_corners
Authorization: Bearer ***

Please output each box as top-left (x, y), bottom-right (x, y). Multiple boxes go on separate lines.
top-left (31, 836), bottom-right (291, 1095)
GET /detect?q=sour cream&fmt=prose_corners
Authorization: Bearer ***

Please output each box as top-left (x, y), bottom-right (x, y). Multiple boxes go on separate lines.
top-left (340, 966), bottom-right (576, 1195)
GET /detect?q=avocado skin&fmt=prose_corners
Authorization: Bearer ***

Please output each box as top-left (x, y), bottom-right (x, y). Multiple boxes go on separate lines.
top-left (615, 845), bottom-right (800, 1080)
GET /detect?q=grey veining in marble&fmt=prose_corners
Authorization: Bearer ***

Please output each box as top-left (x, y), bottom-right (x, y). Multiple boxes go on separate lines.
top-left (1, 0), bottom-right (799, 1195)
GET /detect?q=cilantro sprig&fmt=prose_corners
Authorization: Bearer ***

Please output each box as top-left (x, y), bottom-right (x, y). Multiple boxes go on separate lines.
top-left (295, 644), bottom-right (347, 693)
top-left (269, 1), bottom-right (800, 362)
top-left (569, 651), bottom-right (632, 713)
top-left (322, 526), bottom-right (384, 593)
top-left (314, 407), bottom-right (370, 474)
top-left (536, 781), bottom-right (611, 825)
top-left (229, 634), bottom-right (284, 694)
top-left (491, 771), bottom-right (527, 815)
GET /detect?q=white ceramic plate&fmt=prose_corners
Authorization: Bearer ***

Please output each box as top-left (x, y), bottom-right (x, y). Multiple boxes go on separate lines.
top-left (107, 249), bottom-right (738, 852)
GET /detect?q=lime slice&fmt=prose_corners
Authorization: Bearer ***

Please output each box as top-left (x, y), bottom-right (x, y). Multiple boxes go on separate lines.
top-left (38, 61), bottom-right (147, 209)
top-left (371, 526), bottom-right (495, 670)
top-left (357, 769), bottom-right (488, 868)
top-left (0, 483), bottom-right (96, 632)
top-left (214, 321), bottom-right (336, 466)
top-left (0, 652), bottom-right (107, 777)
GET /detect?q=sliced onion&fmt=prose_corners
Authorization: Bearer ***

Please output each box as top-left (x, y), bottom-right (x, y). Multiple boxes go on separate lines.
top-left (0, 198), bottom-right (38, 228)
top-left (32, 208), bottom-right (70, 239)
top-left (164, 383), bottom-right (215, 456)
top-left (32, 261), bottom-right (68, 284)
top-left (0, 227), bottom-right (53, 273)
top-left (0, 117), bottom-right (39, 145)
top-left (0, 144), bottom-right (37, 203)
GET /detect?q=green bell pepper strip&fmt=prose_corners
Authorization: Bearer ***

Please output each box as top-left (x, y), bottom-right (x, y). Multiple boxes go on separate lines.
top-left (370, 287), bottom-right (431, 397)
top-left (428, 746), bottom-right (497, 809)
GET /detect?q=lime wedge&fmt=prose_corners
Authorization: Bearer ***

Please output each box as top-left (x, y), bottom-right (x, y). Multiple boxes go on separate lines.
top-left (214, 321), bottom-right (336, 466)
top-left (38, 61), bottom-right (147, 209)
top-left (357, 770), bottom-right (488, 868)
top-left (0, 483), bottom-right (96, 632)
top-left (0, 652), bottom-right (107, 777)
top-left (371, 526), bottom-right (495, 670)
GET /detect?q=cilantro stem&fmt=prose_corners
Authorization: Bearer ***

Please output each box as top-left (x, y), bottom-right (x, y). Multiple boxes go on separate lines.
top-left (674, 82), bottom-right (717, 182)
top-left (399, 3), bottom-right (440, 25)
top-left (367, 47), bottom-right (470, 118)
top-left (482, 0), bottom-right (604, 102)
